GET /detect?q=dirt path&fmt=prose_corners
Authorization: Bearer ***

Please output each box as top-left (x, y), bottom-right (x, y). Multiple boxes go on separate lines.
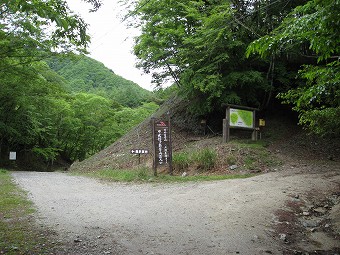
top-left (11, 165), bottom-right (340, 255)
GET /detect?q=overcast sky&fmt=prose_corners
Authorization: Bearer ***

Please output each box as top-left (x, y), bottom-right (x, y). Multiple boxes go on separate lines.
top-left (67, 0), bottom-right (154, 91)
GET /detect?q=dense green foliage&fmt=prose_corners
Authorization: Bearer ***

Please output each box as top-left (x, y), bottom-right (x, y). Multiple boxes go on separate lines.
top-left (247, 0), bottom-right (340, 136)
top-left (1, 0), bottom-right (91, 59)
top-left (0, 1), bottom-right (159, 168)
top-left (126, 0), bottom-right (339, 136)
top-left (127, 0), bottom-right (305, 114)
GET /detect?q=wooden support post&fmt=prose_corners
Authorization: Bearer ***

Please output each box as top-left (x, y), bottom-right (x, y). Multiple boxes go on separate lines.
top-left (151, 118), bottom-right (157, 176)
top-left (223, 119), bottom-right (230, 143)
top-left (251, 109), bottom-right (257, 141)
top-left (223, 107), bottom-right (231, 143)
top-left (252, 129), bottom-right (257, 141)
top-left (168, 116), bottom-right (173, 175)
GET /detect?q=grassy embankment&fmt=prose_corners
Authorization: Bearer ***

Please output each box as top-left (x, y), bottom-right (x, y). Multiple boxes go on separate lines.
top-left (82, 139), bottom-right (279, 182)
top-left (0, 169), bottom-right (55, 254)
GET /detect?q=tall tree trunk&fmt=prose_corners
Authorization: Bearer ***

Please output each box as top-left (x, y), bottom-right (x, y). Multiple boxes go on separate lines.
top-left (262, 55), bottom-right (275, 110)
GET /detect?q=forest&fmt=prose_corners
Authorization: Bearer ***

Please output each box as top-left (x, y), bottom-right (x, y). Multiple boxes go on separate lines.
top-left (0, 0), bottom-right (339, 169)
top-left (0, 0), bottom-right (163, 169)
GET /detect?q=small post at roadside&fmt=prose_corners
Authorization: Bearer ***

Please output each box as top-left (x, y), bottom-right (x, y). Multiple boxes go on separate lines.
top-left (151, 118), bottom-right (157, 176)
top-left (259, 119), bottom-right (266, 139)
top-left (130, 149), bottom-right (149, 165)
top-left (168, 116), bottom-right (173, 175)
top-left (9, 151), bottom-right (17, 168)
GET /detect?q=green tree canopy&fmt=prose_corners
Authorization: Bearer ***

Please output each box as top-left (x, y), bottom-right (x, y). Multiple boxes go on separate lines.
top-left (126, 0), bottom-right (305, 114)
top-left (247, 0), bottom-right (340, 136)
top-left (0, 0), bottom-right (93, 63)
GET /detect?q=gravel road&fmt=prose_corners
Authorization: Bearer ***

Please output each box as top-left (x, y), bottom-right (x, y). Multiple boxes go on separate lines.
top-left (11, 167), bottom-right (340, 255)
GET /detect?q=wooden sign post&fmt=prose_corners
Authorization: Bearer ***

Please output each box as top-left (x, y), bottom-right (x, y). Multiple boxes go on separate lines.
top-left (152, 117), bottom-right (173, 176)
top-left (130, 149), bottom-right (149, 164)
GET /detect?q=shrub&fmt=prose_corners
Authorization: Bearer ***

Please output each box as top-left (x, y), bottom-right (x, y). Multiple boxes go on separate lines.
top-left (194, 148), bottom-right (217, 171)
top-left (172, 151), bottom-right (191, 171)
top-left (226, 155), bottom-right (237, 165)
top-left (136, 167), bottom-right (149, 180)
top-left (244, 155), bottom-right (257, 170)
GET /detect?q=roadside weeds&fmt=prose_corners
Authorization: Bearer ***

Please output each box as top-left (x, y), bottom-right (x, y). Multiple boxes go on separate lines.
top-left (0, 169), bottom-right (59, 255)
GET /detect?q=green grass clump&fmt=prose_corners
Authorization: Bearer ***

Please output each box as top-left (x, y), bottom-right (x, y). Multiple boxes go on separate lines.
top-left (93, 167), bottom-right (151, 182)
top-left (244, 155), bottom-right (257, 170)
top-left (0, 169), bottom-right (56, 254)
top-left (226, 155), bottom-right (237, 165)
top-left (95, 169), bottom-right (132, 182)
top-left (172, 151), bottom-right (191, 171)
top-left (193, 148), bottom-right (217, 171)
top-left (169, 149), bottom-right (218, 172)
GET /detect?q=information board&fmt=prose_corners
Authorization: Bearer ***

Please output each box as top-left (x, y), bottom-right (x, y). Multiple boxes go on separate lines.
top-left (223, 105), bottom-right (258, 143)
top-left (229, 108), bottom-right (254, 128)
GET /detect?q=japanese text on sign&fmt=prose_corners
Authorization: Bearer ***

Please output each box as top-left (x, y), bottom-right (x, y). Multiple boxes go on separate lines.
top-left (154, 121), bottom-right (171, 166)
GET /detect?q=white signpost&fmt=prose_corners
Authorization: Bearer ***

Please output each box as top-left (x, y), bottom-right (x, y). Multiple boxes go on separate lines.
top-left (130, 149), bottom-right (149, 165)
top-left (130, 149), bottom-right (149, 154)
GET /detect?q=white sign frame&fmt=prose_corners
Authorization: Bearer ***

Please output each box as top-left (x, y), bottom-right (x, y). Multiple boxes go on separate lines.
top-left (9, 151), bottom-right (17, 160)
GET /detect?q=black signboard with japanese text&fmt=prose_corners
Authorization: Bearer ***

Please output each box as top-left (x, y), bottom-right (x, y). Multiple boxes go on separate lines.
top-left (152, 118), bottom-right (173, 176)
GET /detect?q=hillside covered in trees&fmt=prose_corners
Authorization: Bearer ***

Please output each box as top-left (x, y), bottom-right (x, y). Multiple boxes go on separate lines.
top-left (1, 52), bottom-right (160, 169)
top-left (46, 55), bottom-right (154, 107)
